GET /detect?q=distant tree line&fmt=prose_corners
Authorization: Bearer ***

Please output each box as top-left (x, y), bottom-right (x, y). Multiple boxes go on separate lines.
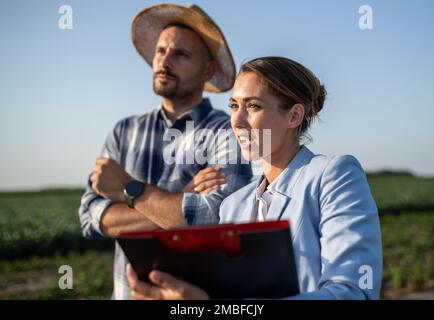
top-left (366, 170), bottom-right (414, 178)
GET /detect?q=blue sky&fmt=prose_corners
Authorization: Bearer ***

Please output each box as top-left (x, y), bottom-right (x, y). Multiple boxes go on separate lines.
top-left (1, 0), bottom-right (434, 190)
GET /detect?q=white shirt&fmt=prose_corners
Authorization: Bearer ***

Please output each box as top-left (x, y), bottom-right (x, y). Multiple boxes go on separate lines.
top-left (255, 169), bottom-right (287, 221)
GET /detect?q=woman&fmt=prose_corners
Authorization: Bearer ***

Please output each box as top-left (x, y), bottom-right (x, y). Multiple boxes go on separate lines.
top-left (126, 56), bottom-right (383, 299)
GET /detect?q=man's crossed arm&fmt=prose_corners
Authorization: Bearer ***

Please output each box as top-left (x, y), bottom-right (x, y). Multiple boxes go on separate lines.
top-left (90, 157), bottom-right (226, 236)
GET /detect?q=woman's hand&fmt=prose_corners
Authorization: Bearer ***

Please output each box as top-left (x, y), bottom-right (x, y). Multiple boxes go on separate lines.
top-left (126, 264), bottom-right (209, 300)
top-left (182, 166), bottom-right (226, 194)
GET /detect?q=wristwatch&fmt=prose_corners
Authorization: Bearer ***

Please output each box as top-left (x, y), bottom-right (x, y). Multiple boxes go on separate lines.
top-left (123, 180), bottom-right (145, 208)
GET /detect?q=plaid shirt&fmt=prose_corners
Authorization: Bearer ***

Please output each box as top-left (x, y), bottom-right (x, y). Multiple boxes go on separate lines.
top-left (78, 98), bottom-right (252, 299)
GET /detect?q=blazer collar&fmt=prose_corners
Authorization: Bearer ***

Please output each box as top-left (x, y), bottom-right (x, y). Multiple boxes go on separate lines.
top-left (256, 146), bottom-right (315, 221)
top-left (270, 145), bottom-right (314, 196)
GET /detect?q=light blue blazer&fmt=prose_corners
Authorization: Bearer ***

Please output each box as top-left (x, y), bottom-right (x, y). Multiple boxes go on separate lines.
top-left (219, 146), bottom-right (383, 299)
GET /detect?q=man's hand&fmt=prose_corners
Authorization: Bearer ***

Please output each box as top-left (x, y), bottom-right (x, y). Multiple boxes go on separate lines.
top-left (182, 166), bottom-right (226, 194)
top-left (91, 157), bottom-right (132, 203)
top-left (126, 264), bottom-right (209, 300)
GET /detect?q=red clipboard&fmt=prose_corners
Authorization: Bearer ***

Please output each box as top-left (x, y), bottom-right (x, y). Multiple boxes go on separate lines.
top-left (116, 220), bottom-right (299, 299)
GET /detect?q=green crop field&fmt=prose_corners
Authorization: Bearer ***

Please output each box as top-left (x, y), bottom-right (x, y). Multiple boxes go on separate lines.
top-left (0, 174), bottom-right (433, 299)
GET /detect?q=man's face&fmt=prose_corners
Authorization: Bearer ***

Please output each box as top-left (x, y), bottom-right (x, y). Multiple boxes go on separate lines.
top-left (152, 26), bottom-right (212, 100)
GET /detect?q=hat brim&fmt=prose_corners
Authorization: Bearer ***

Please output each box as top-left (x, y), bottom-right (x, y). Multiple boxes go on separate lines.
top-left (132, 4), bottom-right (236, 93)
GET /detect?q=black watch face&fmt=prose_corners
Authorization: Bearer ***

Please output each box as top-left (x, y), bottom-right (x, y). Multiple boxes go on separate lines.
top-left (125, 180), bottom-right (144, 198)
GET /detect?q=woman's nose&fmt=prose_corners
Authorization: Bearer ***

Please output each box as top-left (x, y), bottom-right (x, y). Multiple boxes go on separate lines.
top-left (231, 108), bottom-right (248, 130)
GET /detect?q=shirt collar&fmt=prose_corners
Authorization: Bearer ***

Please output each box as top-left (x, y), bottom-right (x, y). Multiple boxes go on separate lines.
top-left (255, 164), bottom-right (287, 199)
top-left (255, 176), bottom-right (268, 200)
top-left (159, 98), bottom-right (213, 128)
top-left (254, 145), bottom-right (314, 196)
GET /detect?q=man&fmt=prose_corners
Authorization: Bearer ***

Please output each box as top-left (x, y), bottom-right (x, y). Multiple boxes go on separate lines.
top-left (78, 4), bottom-right (252, 300)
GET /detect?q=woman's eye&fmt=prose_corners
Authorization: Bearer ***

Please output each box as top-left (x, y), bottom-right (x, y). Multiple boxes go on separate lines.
top-left (228, 104), bottom-right (238, 110)
top-left (247, 103), bottom-right (261, 110)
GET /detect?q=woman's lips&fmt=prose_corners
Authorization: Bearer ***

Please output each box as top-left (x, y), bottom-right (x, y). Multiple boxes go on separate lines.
top-left (237, 135), bottom-right (253, 149)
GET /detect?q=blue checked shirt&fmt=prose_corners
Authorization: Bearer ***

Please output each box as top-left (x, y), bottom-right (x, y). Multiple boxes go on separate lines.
top-left (78, 98), bottom-right (252, 299)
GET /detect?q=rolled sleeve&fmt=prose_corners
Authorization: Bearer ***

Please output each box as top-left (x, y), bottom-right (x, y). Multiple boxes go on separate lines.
top-left (183, 173), bottom-right (252, 225)
top-left (78, 119), bottom-right (123, 239)
top-left (78, 177), bottom-right (114, 238)
top-left (182, 192), bottom-right (220, 225)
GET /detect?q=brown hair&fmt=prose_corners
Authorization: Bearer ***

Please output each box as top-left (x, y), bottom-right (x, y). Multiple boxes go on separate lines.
top-left (240, 56), bottom-right (326, 140)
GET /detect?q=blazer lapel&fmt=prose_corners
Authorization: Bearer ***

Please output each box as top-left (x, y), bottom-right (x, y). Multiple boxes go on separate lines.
top-left (266, 192), bottom-right (290, 221)
top-left (230, 179), bottom-right (261, 223)
top-left (245, 193), bottom-right (259, 221)
top-left (264, 146), bottom-right (314, 223)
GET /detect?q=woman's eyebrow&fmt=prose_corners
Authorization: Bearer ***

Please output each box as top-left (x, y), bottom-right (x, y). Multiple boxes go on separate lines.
top-left (242, 96), bottom-right (263, 102)
top-left (229, 96), bottom-right (263, 102)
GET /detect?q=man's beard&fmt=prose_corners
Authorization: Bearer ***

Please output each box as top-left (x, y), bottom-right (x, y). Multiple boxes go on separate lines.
top-left (153, 80), bottom-right (178, 98)
top-left (153, 70), bottom-right (202, 100)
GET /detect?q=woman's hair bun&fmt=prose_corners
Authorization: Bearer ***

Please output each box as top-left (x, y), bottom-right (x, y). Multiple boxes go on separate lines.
top-left (313, 84), bottom-right (326, 115)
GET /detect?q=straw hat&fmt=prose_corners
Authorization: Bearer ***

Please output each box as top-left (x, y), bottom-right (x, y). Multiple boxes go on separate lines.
top-left (131, 3), bottom-right (236, 93)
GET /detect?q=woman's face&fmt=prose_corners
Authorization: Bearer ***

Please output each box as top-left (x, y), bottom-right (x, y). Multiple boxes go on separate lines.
top-left (230, 72), bottom-right (296, 163)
